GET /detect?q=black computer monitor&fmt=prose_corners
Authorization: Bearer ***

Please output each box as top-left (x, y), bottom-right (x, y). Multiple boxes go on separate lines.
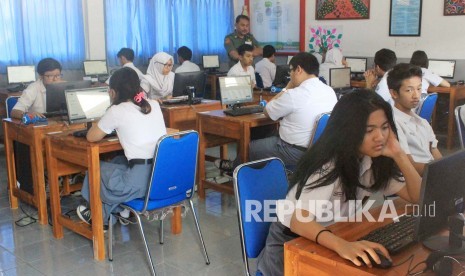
top-left (273, 64), bottom-right (290, 87)
top-left (329, 67), bottom-right (351, 89)
top-left (45, 80), bottom-right (92, 114)
top-left (83, 60), bottom-right (108, 76)
top-left (428, 59), bottom-right (456, 79)
top-left (202, 55), bottom-right (220, 71)
top-left (219, 75), bottom-right (253, 106)
top-left (172, 71), bottom-right (206, 97)
top-left (7, 66), bottom-right (36, 84)
top-left (65, 87), bottom-right (111, 124)
top-left (345, 57), bottom-right (367, 74)
top-left (414, 149), bottom-right (465, 251)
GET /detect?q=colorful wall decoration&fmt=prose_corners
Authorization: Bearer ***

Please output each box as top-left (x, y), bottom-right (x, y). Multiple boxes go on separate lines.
top-left (444, 0), bottom-right (465, 15)
top-left (316, 0), bottom-right (370, 20)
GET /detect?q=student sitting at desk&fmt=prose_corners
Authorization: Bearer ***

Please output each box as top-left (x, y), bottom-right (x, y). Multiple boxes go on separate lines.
top-left (410, 50), bottom-right (450, 95)
top-left (76, 67), bottom-right (167, 227)
top-left (144, 52), bottom-right (175, 99)
top-left (174, 46), bottom-right (200, 73)
top-left (364, 48), bottom-right (397, 105)
top-left (106, 48), bottom-right (150, 92)
top-left (11, 58), bottom-right (63, 119)
top-left (256, 90), bottom-right (421, 275)
top-left (228, 44), bottom-right (256, 88)
top-left (318, 48), bottom-right (347, 84)
top-left (388, 63), bottom-right (442, 176)
top-left (255, 45), bottom-right (276, 88)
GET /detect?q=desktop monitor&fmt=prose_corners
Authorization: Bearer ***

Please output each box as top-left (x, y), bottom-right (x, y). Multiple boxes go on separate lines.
top-left (202, 55), bottom-right (220, 70)
top-left (273, 64), bottom-right (290, 87)
top-left (345, 57), bottom-right (367, 74)
top-left (219, 75), bottom-right (253, 106)
top-left (172, 71), bottom-right (206, 97)
top-left (7, 66), bottom-right (36, 84)
top-left (428, 59), bottom-right (456, 79)
top-left (65, 87), bottom-right (111, 124)
top-left (329, 67), bottom-right (351, 89)
top-left (83, 60), bottom-right (108, 76)
top-left (45, 80), bottom-right (92, 114)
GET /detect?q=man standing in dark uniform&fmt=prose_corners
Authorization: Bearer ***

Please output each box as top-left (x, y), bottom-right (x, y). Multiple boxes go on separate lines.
top-left (224, 15), bottom-right (263, 67)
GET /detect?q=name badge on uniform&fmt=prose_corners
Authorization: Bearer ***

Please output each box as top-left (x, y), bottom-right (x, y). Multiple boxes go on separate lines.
top-left (245, 41), bottom-right (252, 45)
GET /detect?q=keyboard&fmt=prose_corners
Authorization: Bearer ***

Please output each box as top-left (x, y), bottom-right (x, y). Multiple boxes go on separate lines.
top-left (223, 105), bottom-right (264, 116)
top-left (162, 98), bottom-right (202, 105)
top-left (73, 129), bottom-right (117, 138)
top-left (43, 111), bottom-right (67, 118)
top-left (359, 215), bottom-right (417, 254)
top-left (7, 84), bottom-right (26, 93)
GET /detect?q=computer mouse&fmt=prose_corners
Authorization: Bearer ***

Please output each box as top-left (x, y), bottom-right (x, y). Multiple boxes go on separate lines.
top-left (357, 249), bottom-right (393, 269)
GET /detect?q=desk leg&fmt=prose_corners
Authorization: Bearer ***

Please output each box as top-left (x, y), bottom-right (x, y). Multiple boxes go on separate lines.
top-left (211, 76), bottom-right (217, 100)
top-left (447, 88), bottom-right (457, 149)
top-left (87, 146), bottom-right (105, 261)
top-left (239, 123), bottom-right (251, 163)
top-left (197, 118), bottom-right (206, 199)
top-left (45, 138), bottom-right (64, 239)
top-left (31, 134), bottom-right (47, 225)
top-left (3, 123), bottom-right (18, 209)
top-left (171, 206), bottom-right (182, 234)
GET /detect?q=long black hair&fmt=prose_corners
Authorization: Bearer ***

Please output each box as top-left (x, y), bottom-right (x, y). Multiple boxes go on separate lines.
top-left (290, 89), bottom-right (403, 200)
top-left (109, 67), bottom-right (151, 114)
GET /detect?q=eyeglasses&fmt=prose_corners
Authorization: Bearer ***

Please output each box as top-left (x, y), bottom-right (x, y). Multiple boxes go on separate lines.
top-left (43, 74), bottom-right (63, 80)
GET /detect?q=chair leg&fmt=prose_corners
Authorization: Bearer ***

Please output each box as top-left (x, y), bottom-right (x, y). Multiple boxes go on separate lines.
top-left (189, 199), bottom-right (210, 265)
top-left (159, 220), bottom-right (164, 244)
top-left (108, 214), bottom-right (113, 261)
top-left (133, 211), bottom-right (157, 276)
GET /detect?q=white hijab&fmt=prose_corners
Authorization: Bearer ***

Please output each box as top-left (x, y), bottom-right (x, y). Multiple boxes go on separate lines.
top-left (145, 52), bottom-right (175, 99)
top-left (323, 48), bottom-right (344, 66)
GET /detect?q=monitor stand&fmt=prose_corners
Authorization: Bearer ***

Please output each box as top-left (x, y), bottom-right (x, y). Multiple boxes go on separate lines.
top-left (422, 214), bottom-right (465, 252)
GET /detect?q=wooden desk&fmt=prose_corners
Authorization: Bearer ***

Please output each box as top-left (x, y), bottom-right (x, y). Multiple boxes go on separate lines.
top-left (350, 80), bottom-right (366, 88)
top-left (0, 89), bottom-right (22, 118)
top-left (2, 118), bottom-right (84, 224)
top-left (196, 110), bottom-right (277, 199)
top-left (206, 73), bottom-right (227, 100)
top-left (45, 128), bottom-right (181, 261)
top-left (161, 100), bottom-right (221, 130)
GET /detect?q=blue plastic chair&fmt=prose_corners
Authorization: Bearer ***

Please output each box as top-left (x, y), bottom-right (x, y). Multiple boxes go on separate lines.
top-left (455, 105), bottom-right (465, 149)
top-left (233, 157), bottom-right (289, 276)
top-left (6, 96), bottom-right (20, 118)
top-left (310, 112), bottom-right (331, 145)
top-left (416, 93), bottom-right (438, 123)
top-left (255, 72), bottom-right (264, 89)
top-left (108, 130), bottom-right (210, 275)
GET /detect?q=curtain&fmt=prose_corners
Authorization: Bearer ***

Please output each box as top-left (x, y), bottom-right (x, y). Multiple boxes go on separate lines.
top-left (0, 0), bottom-right (85, 73)
top-left (105, 0), bottom-right (234, 67)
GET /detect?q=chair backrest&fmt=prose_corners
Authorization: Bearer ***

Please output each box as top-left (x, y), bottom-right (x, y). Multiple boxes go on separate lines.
top-left (143, 130), bottom-right (199, 212)
top-left (455, 105), bottom-right (465, 149)
top-left (233, 158), bottom-right (288, 276)
top-left (6, 96), bottom-right (20, 118)
top-left (255, 72), bottom-right (264, 89)
top-left (417, 93), bottom-right (438, 123)
top-left (310, 112), bottom-right (331, 145)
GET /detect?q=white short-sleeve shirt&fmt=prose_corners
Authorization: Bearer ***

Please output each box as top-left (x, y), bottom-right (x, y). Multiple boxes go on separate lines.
top-left (255, 58), bottom-right (276, 88)
top-left (421, 67), bottom-right (444, 95)
top-left (106, 63), bottom-right (150, 93)
top-left (174, 60), bottom-right (201, 73)
top-left (98, 100), bottom-right (166, 160)
top-left (227, 61), bottom-right (256, 85)
top-left (265, 77), bottom-right (337, 147)
top-left (375, 73), bottom-right (393, 106)
top-left (12, 80), bottom-right (46, 114)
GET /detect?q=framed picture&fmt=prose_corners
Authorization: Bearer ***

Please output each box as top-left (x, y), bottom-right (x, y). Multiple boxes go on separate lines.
top-left (444, 0), bottom-right (465, 16)
top-left (389, 0), bottom-right (422, 36)
top-left (315, 0), bottom-right (370, 20)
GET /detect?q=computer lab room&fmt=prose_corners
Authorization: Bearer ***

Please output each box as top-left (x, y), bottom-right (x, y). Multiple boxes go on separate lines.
top-left (2, 0), bottom-right (465, 275)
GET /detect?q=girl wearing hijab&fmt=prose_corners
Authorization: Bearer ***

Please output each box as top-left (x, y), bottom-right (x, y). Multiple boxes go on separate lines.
top-left (145, 52), bottom-right (175, 99)
top-left (319, 48), bottom-right (347, 84)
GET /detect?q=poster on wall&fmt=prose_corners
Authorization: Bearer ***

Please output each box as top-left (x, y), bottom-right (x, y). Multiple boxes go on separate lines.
top-left (444, 0), bottom-right (465, 15)
top-left (309, 26), bottom-right (343, 55)
top-left (389, 0), bottom-right (422, 36)
top-left (316, 0), bottom-right (370, 20)
top-left (249, 0), bottom-right (301, 53)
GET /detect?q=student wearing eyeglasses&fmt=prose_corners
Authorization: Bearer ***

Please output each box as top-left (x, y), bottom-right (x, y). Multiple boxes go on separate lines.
top-left (144, 52), bottom-right (175, 99)
top-left (11, 58), bottom-right (63, 119)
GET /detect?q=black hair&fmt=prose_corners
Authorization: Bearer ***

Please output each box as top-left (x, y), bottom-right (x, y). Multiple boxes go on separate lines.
top-left (387, 63), bottom-right (423, 92)
top-left (374, 48), bottom-right (397, 72)
top-left (263, 45), bottom-right (276, 58)
top-left (236, 14), bottom-right (250, 23)
top-left (237, 44), bottom-right (254, 56)
top-left (117, 48), bottom-right (135, 62)
top-left (109, 67), bottom-right (151, 114)
top-left (177, 46), bottom-right (192, 61)
top-left (37, 58), bottom-right (62, 76)
top-left (289, 52), bottom-right (319, 76)
top-left (290, 89), bottom-right (402, 200)
top-left (410, 50), bottom-right (429, 68)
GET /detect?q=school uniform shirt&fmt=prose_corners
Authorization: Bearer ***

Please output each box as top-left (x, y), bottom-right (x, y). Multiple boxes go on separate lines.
top-left (393, 106), bottom-right (437, 164)
top-left (265, 77), bottom-right (337, 148)
top-left (255, 58), bottom-right (276, 88)
top-left (145, 52), bottom-right (175, 99)
top-left (106, 62), bottom-right (150, 92)
top-left (98, 100), bottom-right (166, 160)
top-left (174, 60), bottom-right (201, 73)
top-left (227, 61), bottom-right (256, 85)
top-left (375, 72), bottom-right (393, 105)
top-left (421, 67), bottom-right (444, 95)
top-left (12, 79), bottom-right (46, 113)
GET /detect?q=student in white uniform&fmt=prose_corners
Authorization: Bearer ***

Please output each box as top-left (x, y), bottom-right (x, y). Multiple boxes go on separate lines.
top-left (364, 48), bottom-right (397, 105)
top-left (144, 52), bottom-right (175, 99)
top-left (318, 48), bottom-right (346, 84)
top-left (106, 48), bottom-right (150, 92)
top-left (11, 58), bottom-right (63, 119)
top-left (256, 90), bottom-right (422, 276)
top-left (388, 63), bottom-right (442, 176)
top-left (409, 50), bottom-right (450, 95)
top-left (174, 46), bottom-right (200, 73)
top-left (227, 44), bottom-right (256, 88)
top-left (76, 67), bottom-right (166, 227)
top-left (255, 45), bottom-right (276, 88)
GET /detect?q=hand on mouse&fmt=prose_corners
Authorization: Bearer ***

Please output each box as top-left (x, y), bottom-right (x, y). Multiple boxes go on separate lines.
top-left (334, 240), bottom-right (391, 267)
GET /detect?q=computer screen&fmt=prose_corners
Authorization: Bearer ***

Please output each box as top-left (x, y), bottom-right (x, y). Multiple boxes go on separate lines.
top-left (172, 71), bottom-right (206, 97)
top-left (45, 80), bottom-right (92, 113)
top-left (219, 76), bottom-right (253, 106)
top-left (202, 55), bottom-right (220, 69)
top-left (83, 60), bottom-right (108, 76)
top-left (428, 59), bottom-right (456, 79)
top-left (345, 57), bottom-right (367, 73)
top-left (7, 66), bottom-right (36, 84)
top-left (65, 87), bottom-right (111, 124)
top-left (329, 67), bottom-right (351, 89)
top-left (273, 64), bottom-right (290, 87)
